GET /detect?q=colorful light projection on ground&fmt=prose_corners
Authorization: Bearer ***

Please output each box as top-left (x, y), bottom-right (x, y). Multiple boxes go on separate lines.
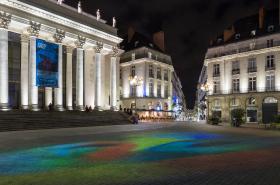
top-left (0, 132), bottom-right (275, 176)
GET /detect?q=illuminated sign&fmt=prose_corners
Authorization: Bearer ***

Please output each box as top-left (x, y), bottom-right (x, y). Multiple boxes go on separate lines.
top-left (36, 39), bottom-right (59, 87)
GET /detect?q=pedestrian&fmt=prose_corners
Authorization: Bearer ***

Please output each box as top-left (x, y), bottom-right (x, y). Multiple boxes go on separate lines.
top-left (131, 113), bottom-right (139, 124)
top-left (85, 105), bottom-right (89, 112)
top-left (48, 103), bottom-right (53, 111)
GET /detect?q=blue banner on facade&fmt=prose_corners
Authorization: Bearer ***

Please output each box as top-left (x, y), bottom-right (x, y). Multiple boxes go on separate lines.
top-left (36, 39), bottom-right (59, 87)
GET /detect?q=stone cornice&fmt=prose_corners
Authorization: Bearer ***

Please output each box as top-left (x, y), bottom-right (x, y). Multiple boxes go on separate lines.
top-left (205, 46), bottom-right (280, 64)
top-left (120, 58), bottom-right (174, 70)
top-left (0, 0), bottom-right (122, 44)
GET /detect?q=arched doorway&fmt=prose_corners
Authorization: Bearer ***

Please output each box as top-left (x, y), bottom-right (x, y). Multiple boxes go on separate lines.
top-left (262, 97), bottom-right (278, 123)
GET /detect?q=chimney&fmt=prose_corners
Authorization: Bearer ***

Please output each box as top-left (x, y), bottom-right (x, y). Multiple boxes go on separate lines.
top-left (153, 31), bottom-right (165, 52)
top-left (223, 26), bottom-right (235, 42)
top-left (259, 7), bottom-right (265, 29)
top-left (128, 26), bottom-right (135, 43)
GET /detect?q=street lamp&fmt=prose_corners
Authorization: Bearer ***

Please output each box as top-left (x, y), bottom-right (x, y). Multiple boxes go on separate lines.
top-left (129, 75), bottom-right (143, 113)
top-left (200, 83), bottom-right (210, 121)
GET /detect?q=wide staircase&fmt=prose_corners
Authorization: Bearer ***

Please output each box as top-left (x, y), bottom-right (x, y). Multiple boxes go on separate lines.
top-left (0, 110), bottom-right (131, 132)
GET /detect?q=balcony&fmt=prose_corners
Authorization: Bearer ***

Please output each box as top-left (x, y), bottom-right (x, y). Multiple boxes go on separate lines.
top-left (265, 66), bottom-right (275, 71)
top-left (149, 73), bottom-right (154, 78)
top-left (213, 73), bottom-right (220, 77)
top-left (232, 69), bottom-right (240, 75)
top-left (232, 89), bottom-right (240, 94)
top-left (248, 67), bottom-right (257, 73)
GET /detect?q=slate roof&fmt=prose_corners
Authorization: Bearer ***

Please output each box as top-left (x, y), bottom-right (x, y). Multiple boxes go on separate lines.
top-left (211, 8), bottom-right (279, 47)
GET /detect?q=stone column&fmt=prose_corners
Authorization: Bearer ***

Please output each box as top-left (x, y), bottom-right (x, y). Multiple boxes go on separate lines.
top-left (53, 29), bottom-right (65, 111)
top-left (75, 36), bottom-right (86, 110)
top-left (28, 21), bottom-right (41, 111)
top-left (94, 42), bottom-right (103, 110)
top-left (20, 34), bottom-right (29, 110)
top-left (66, 46), bottom-right (74, 110)
top-left (110, 47), bottom-right (119, 110)
top-left (0, 12), bottom-right (11, 111)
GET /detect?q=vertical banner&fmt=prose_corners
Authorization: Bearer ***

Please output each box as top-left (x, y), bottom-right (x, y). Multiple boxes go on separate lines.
top-left (36, 39), bottom-right (59, 87)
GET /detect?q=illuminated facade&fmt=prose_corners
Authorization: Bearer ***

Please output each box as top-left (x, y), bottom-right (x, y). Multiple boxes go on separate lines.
top-left (0, 0), bottom-right (122, 111)
top-left (204, 6), bottom-right (280, 123)
top-left (120, 47), bottom-right (174, 111)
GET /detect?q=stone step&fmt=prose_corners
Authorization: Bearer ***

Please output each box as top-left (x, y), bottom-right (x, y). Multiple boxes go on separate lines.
top-left (0, 111), bottom-right (131, 132)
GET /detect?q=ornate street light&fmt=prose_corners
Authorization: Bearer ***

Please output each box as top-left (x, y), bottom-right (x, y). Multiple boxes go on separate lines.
top-left (200, 83), bottom-right (210, 120)
top-left (129, 75), bottom-right (143, 113)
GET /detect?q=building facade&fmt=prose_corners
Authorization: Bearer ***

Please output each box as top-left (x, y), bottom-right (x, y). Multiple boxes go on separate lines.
top-left (120, 47), bottom-right (174, 112)
top-left (197, 65), bottom-right (208, 121)
top-left (0, 0), bottom-right (123, 111)
top-left (172, 71), bottom-right (187, 111)
top-left (204, 5), bottom-right (280, 123)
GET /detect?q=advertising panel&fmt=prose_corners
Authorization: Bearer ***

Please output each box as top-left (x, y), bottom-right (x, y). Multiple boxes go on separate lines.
top-left (36, 39), bottom-right (59, 87)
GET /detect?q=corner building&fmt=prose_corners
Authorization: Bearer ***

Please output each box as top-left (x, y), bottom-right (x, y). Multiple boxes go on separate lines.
top-left (204, 5), bottom-right (280, 123)
top-left (119, 30), bottom-right (186, 117)
top-left (0, 0), bottom-right (122, 111)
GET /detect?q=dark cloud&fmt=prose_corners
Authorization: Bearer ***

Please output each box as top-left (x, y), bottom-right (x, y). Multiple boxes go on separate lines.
top-left (67, 0), bottom-right (274, 108)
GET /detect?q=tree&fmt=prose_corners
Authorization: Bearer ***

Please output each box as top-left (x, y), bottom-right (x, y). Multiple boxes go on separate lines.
top-left (231, 109), bottom-right (245, 127)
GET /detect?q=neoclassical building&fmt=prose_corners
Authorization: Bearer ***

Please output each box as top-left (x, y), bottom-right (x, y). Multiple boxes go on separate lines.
top-left (120, 47), bottom-right (174, 111)
top-left (0, 0), bottom-right (123, 111)
top-left (204, 6), bottom-right (280, 123)
top-left (119, 30), bottom-right (186, 116)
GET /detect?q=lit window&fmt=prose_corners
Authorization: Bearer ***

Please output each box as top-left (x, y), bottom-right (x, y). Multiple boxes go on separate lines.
top-left (249, 77), bottom-right (257, 91)
top-left (131, 66), bottom-right (136, 77)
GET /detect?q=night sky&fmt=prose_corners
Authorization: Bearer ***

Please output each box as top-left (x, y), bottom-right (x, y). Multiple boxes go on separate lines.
top-left (66, 0), bottom-right (274, 108)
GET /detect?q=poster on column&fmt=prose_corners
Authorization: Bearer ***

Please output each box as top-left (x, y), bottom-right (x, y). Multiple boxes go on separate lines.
top-left (36, 39), bottom-right (59, 87)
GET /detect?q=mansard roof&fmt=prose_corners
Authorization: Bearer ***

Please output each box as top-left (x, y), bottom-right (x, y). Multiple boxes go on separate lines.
top-left (210, 8), bottom-right (279, 47)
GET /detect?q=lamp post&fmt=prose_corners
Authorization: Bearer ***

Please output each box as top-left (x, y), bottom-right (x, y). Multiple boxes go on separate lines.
top-left (129, 76), bottom-right (143, 113)
top-left (200, 83), bottom-right (210, 121)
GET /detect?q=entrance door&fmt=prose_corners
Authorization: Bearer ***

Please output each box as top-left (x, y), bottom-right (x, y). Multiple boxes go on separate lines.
top-left (262, 97), bottom-right (278, 124)
top-left (247, 109), bottom-right (257, 123)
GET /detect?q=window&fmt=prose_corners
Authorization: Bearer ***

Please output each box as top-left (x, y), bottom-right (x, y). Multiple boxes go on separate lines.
top-left (267, 39), bottom-right (274, 48)
top-left (266, 74), bottom-right (275, 91)
top-left (232, 61), bottom-right (240, 74)
top-left (131, 66), bottom-right (136, 77)
top-left (157, 84), bottom-right (161, 97)
top-left (249, 77), bottom-right (257, 91)
top-left (266, 55), bottom-right (275, 70)
top-left (251, 30), bottom-right (256, 36)
top-left (267, 25), bottom-right (274, 32)
top-left (214, 99), bottom-right (221, 107)
top-left (213, 64), bottom-right (220, 77)
top-left (231, 98), bottom-right (240, 107)
top-left (130, 85), bottom-right (136, 97)
top-left (248, 58), bottom-right (257, 73)
top-left (132, 53), bottom-right (135, 60)
top-left (157, 67), bottom-right (161, 79)
top-left (149, 64), bottom-right (154, 78)
top-left (149, 80), bottom-right (154, 97)
top-left (164, 69), bottom-right (168, 81)
top-left (232, 79), bottom-right (240, 93)
top-left (213, 81), bottom-right (220, 94)
top-left (248, 97), bottom-right (256, 106)
top-left (235, 34), bottom-right (240, 40)
top-left (164, 84), bottom-right (169, 98)
top-left (148, 52), bottom-right (152, 59)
